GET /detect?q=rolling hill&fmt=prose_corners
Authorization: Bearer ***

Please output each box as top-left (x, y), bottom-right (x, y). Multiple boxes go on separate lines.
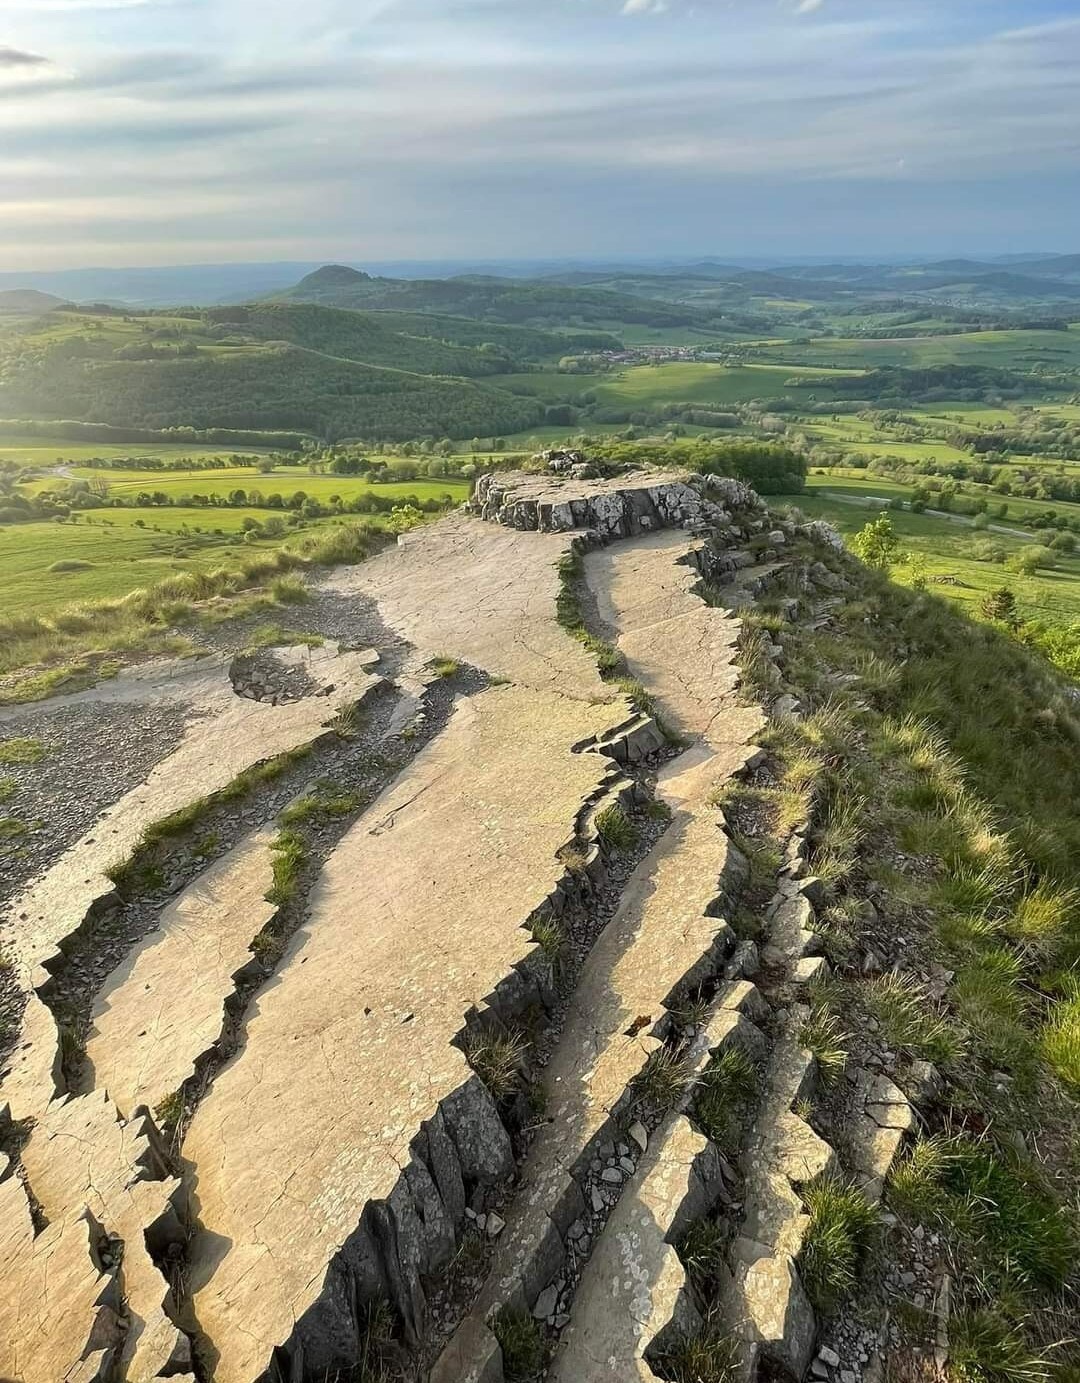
top-left (272, 264), bottom-right (713, 327)
top-left (0, 304), bottom-right (555, 441)
top-left (0, 289), bottom-right (69, 314)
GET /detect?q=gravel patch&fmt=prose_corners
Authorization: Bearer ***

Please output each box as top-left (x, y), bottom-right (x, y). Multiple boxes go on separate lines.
top-left (0, 701), bottom-right (189, 912)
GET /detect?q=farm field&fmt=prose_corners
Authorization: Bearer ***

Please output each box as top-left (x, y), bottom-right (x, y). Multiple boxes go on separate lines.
top-left (754, 326), bottom-right (1080, 371)
top-left (0, 434), bottom-right (274, 470)
top-left (804, 468), bottom-right (1080, 529)
top-left (19, 466), bottom-right (470, 506)
top-left (591, 360), bottom-right (862, 407)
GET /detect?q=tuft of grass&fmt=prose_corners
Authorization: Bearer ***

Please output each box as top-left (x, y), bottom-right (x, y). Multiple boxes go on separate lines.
top-left (595, 803), bottom-right (638, 852)
top-left (799, 1176), bottom-right (880, 1313)
top-left (864, 973), bottom-right (961, 1066)
top-left (888, 1136), bottom-right (1074, 1297)
top-left (529, 914), bottom-right (565, 965)
top-left (463, 1026), bottom-right (528, 1104)
top-left (693, 1045), bottom-right (759, 1152)
top-left (652, 1322), bottom-right (737, 1383)
top-left (492, 1309), bottom-right (546, 1382)
top-left (949, 1310), bottom-right (1052, 1383)
top-left (154, 1090), bottom-right (184, 1133)
top-left (799, 1004), bottom-right (849, 1086)
top-left (331, 701), bottom-right (364, 739)
top-left (678, 1218), bottom-right (729, 1287)
top-left (1006, 881), bottom-right (1079, 962)
top-left (268, 575), bottom-right (309, 605)
top-left (1042, 988), bottom-right (1080, 1091)
top-left (632, 1045), bottom-right (693, 1112)
top-left (265, 829), bottom-right (307, 906)
top-left (431, 656), bottom-right (460, 679)
top-left (0, 777), bottom-right (15, 804)
top-left (0, 737), bottom-right (45, 765)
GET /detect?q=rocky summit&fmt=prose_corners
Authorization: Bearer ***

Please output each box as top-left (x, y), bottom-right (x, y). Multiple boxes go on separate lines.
top-left (0, 461), bottom-right (1072, 1383)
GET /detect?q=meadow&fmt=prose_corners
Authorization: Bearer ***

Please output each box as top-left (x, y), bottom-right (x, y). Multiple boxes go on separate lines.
top-left (591, 360), bottom-right (862, 407)
top-left (3, 466), bottom-right (470, 617)
top-left (753, 325), bottom-right (1080, 371)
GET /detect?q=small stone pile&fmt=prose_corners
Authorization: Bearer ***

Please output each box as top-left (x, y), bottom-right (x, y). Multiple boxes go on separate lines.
top-left (229, 648), bottom-right (323, 705)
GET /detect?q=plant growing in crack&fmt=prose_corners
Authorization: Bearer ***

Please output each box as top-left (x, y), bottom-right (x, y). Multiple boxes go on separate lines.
top-left (463, 1026), bottom-right (528, 1105)
top-left (595, 803), bottom-right (638, 852)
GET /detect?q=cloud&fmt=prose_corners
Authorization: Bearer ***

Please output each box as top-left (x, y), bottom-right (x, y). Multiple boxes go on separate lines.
top-left (0, 45), bottom-right (47, 66)
top-left (622, 0), bottom-right (667, 14)
top-left (796, 0), bottom-right (826, 13)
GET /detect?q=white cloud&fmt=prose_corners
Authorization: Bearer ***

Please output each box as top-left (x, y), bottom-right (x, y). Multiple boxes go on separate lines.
top-left (796, 0), bottom-right (826, 13)
top-left (622, 0), bottom-right (667, 14)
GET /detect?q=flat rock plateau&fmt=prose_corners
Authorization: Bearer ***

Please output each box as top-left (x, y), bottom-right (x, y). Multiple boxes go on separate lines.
top-left (0, 467), bottom-right (855, 1383)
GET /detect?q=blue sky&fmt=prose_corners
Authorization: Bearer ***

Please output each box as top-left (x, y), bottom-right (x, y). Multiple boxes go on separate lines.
top-left (0, 0), bottom-right (1078, 269)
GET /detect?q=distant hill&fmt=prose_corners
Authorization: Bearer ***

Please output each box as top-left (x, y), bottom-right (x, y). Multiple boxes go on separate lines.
top-left (273, 266), bottom-right (712, 328)
top-left (0, 288), bottom-right (68, 314)
top-left (0, 303), bottom-right (558, 441)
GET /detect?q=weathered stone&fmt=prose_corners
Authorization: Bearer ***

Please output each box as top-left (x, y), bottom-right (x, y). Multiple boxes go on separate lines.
top-left (548, 1115), bottom-right (716, 1382)
top-left (736, 1253), bottom-right (816, 1379)
top-left (83, 830), bottom-right (277, 1116)
top-left (184, 686), bottom-right (615, 1382)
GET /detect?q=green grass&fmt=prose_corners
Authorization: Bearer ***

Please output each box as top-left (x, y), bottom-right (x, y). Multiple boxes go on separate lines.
top-left (789, 492), bottom-right (1080, 632)
top-left (0, 736), bottom-right (45, 765)
top-left (594, 802), bottom-right (639, 851)
top-left (888, 1136), bottom-right (1074, 1298)
top-left (491, 1309), bottom-right (546, 1382)
top-left (266, 829), bottom-right (307, 906)
top-left (591, 360), bottom-right (862, 408)
top-left (692, 1045), bottom-right (759, 1152)
top-left (799, 1176), bottom-right (880, 1313)
top-left (756, 325), bottom-right (1080, 372)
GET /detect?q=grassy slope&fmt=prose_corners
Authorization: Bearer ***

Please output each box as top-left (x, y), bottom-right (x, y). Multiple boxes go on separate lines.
top-left (789, 491), bottom-right (1080, 629)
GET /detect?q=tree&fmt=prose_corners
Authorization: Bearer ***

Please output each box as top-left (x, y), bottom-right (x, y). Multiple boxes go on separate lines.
top-left (1008, 545), bottom-right (1055, 576)
top-left (852, 514), bottom-right (904, 573)
top-left (981, 587), bottom-right (1021, 629)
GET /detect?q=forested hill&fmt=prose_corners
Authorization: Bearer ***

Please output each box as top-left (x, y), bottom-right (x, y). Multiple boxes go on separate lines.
top-left (0, 304), bottom-right (563, 441)
top-left (194, 302), bottom-right (620, 370)
top-left (272, 264), bottom-right (714, 327)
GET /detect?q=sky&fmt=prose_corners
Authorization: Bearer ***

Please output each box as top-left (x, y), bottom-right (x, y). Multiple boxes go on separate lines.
top-left (0, 0), bottom-right (1078, 270)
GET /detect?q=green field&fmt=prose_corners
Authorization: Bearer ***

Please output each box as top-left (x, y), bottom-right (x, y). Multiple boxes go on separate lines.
top-left (593, 361), bottom-right (862, 407)
top-left (755, 326), bottom-right (1080, 372)
top-left (20, 466), bottom-right (469, 505)
top-left (3, 468), bottom-right (470, 617)
top-left (0, 433), bottom-right (274, 471)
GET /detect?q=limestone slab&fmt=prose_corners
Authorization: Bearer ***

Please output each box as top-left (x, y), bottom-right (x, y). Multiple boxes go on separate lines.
top-left (0, 1162), bottom-right (120, 1383)
top-left (327, 512), bottom-right (608, 701)
top-left (83, 830), bottom-right (277, 1117)
top-left (20, 1090), bottom-right (185, 1383)
top-left (547, 1114), bottom-right (714, 1382)
top-left (182, 685), bottom-right (619, 1383)
top-left (584, 532), bottom-right (764, 781)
